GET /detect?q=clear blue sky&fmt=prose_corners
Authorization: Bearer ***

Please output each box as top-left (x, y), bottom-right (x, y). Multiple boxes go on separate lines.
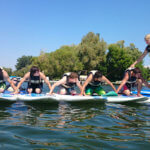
top-left (0, 0), bottom-right (149, 70)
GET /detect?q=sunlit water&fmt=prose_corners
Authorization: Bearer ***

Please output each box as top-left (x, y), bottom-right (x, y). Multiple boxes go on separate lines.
top-left (0, 85), bottom-right (150, 149)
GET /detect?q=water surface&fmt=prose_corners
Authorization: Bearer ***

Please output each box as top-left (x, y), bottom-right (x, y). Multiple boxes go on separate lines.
top-left (0, 86), bottom-right (150, 149)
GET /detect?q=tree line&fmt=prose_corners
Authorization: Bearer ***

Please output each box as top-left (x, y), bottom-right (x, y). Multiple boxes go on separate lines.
top-left (5, 32), bottom-right (150, 81)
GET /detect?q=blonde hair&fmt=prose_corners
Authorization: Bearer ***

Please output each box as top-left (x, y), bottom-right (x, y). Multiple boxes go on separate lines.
top-left (145, 34), bottom-right (150, 40)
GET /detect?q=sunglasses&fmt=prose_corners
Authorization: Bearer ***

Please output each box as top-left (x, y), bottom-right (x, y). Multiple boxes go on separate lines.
top-left (13, 80), bottom-right (18, 81)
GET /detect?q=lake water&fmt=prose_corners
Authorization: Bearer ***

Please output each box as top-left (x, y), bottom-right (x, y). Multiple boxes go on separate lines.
top-left (0, 85), bottom-right (150, 149)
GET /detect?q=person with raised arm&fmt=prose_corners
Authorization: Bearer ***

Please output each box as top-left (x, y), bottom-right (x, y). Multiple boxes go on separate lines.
top-left (130, 34), bottom-right (150, 68)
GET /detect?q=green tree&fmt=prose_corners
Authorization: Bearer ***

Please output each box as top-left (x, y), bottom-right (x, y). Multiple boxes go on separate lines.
top-left (32, 46), bottom-right (83, 79)
top-left (78, 32), bottom-right (107, 72)
top-left (106, 44), bottom-right (133, 81)
top-left (106, 41), bottom-right (147, 81)
top-left (16, 55), bottom-right (32, 70)
top-left (3, 67), bottom-right (12, 76)
top-left (12, 65), bottom-right (32, 77)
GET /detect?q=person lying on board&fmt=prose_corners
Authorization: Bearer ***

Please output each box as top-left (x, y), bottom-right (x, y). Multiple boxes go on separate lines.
top-left (116, 68), bottom-right (150, 96)
top-left (80, 70), bottom-right (117, 96)
top-left (130, 34), bottom-right (150, 68)
top-left (14, 66), bottom-right (51, 94)
top-left (0, 67), bottom-right (16, 93)
top-left (49, 72), bottom-right (82, 95)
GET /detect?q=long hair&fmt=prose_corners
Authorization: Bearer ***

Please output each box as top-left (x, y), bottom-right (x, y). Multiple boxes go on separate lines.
top-left (0, 68), bottom-right (3, 78)
top-left (30, 66), bottom-right (40, 77)
top-left (132, 68), bottom-right (142, 79)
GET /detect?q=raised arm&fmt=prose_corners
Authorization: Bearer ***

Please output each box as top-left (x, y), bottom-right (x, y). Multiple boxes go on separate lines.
top-left (80, 74), bottom-right (93, 95)
top-left (116, 73), bottom-right (129, 93)
top-left (130, 49), bottom-right (148, 68)
top-left (49, 77), bottom-right (66, 95)
top-left (102, 76), bottom-right (116, 92)
top-left (40, 72), bottom-right (52, 91)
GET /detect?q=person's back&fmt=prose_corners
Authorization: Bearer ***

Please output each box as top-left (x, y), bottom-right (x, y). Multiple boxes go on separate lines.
top-left (130, 34), bottom-right (150, 68)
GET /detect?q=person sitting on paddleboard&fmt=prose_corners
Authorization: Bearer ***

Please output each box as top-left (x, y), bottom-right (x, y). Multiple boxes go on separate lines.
top-left (14, 66), bottom-right (51, 94)
top-left (130, 34), bottom-right (150, 68)
top-left (116, 68), bottom-right (150, 96)
top-left (80, 70), bottom-right (117, 96)
top-left (49, 72), bottom-right (82, 95)
top-left (0, 67), bottom-right (16, 93)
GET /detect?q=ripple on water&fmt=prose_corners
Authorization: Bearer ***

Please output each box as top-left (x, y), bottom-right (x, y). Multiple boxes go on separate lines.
top-left (0, 87), bottom-right (150, 149)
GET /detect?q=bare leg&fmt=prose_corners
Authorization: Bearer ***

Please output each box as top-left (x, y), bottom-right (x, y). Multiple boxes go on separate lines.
top-left (59, 88), bottom-right (67, 95)
top-left (35, 88), bottom-right (41, 94)
top-left (123, 89), bottom-right (131, 96)
top-left (0, 89), bottom-right (5, 93)
top-left (27, 88), bottom-right (33, 94)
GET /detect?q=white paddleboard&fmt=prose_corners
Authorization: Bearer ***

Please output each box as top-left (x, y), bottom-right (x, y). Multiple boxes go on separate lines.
top-left (18, 94), bottom-right (53, 102)
top-left (0, 93), bottom-right (18, 101)
top-left (47, 94), bottom-right (148, 103)
top-left (137, 95), bottom-right (150, 103)
top-left (0, 93), bottom-right (148, 103)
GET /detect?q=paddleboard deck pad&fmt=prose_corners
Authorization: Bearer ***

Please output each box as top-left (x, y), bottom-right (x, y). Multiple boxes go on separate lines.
top-left (132, 90), bottom-right (150, 95)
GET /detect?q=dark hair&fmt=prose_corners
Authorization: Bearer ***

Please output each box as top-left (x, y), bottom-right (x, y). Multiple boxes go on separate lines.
top-left (132, 68), bottom-right (142, 74)
top-left (69, 72), bottom-right (78, 79)
top-left (0, 68), bottom-right (3, 77)
top-left (132, 68), bottom-right (142, 78)
top-left (93, 71), bottom-right (103, 78)
top-left (30, 66), bottom-right (40, 77)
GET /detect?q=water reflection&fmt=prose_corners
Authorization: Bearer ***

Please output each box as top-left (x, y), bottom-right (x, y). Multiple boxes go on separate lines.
top-left (0, 99), bottom-right (150, 149)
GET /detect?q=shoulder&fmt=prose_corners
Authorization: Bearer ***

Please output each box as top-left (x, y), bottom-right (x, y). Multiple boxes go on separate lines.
top-left (101, 75), bottom-right (108, 81)
top-left (2, 70), bottom-right (9, 77)
top-left (86, 73), bottom-right (93, 81)
top-left (39, 72), bottom-right (45, 77)
top-left (24, 72), bottom-right (30, 78)
top-left (62, 76), bottom-right (67, 81)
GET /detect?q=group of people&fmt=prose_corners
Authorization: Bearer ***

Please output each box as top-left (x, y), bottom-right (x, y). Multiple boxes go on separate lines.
top-left (0, 34), bottom-right (150, 97)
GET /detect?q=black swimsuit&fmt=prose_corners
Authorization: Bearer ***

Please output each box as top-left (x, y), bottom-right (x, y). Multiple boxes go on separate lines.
top-left (125, 70), bottom-right (137, 91)
top-left (0, 69), bottom-right (6, 86)
top-left (28, 76), bottom-right (43, 93)
top-left (146, 45), bottom-right (150, 52)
